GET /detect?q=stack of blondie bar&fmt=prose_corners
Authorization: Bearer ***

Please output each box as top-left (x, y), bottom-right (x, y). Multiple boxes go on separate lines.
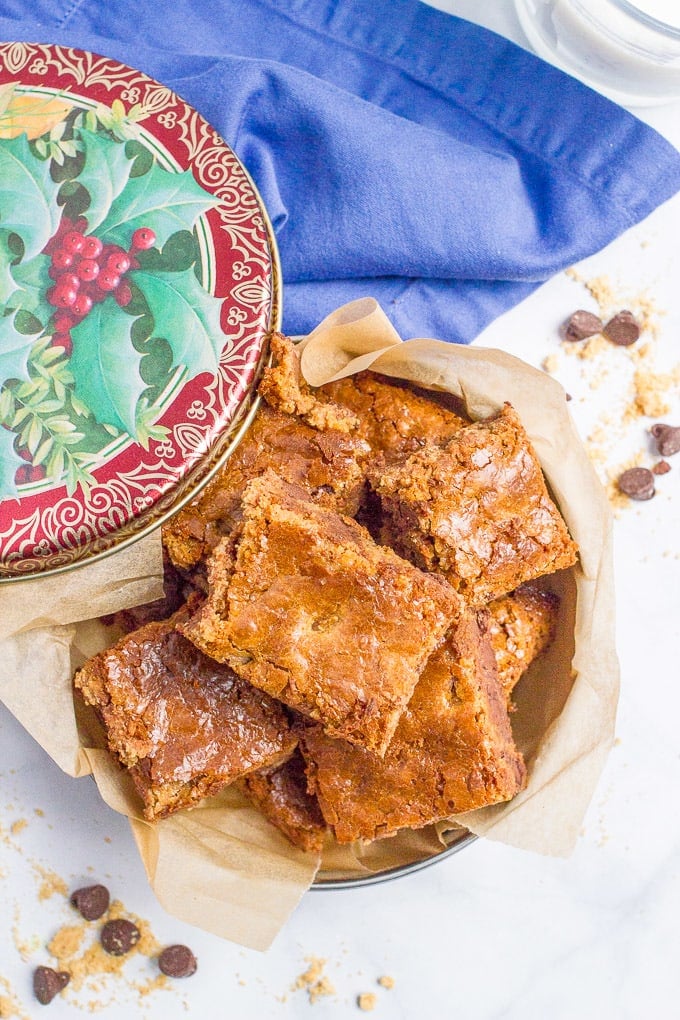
top-left (75, 335), bottom-right (578, 854)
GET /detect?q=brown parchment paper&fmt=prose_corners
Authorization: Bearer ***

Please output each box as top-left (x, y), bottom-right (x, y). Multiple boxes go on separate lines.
top-left (0, 297), bottom-right (619, 949)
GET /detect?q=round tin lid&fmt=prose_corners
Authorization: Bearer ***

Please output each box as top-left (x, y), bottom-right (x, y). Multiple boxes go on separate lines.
top-left (0, 43), bottom-right (280, 579)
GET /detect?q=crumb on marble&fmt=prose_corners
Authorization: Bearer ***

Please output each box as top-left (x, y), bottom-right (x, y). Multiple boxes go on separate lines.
top-left (293, 957), bottom-right (336, 1004)
top-left (358, 992), bottom-right (377, 1011)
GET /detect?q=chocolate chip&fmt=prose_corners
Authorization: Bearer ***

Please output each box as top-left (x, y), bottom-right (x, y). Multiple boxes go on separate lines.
top-left (562, 309), bottom-right (603, 342)
top-left (617, 467), bottom-right (655, 501)
top-left (652, 460), bottom-right (671, 475)
top-left (100, 918), bottom-right (140, 956)
top-left (33, 966), bottom-right (69, 1005)
top-left (70, 884), bottom-right (110, 921)
top-left (602, 310), bottom-right (640, 346)
top-left (651, 423), bottom-right (680, 457)
top-left (158, 944), bottom-right (198, 978)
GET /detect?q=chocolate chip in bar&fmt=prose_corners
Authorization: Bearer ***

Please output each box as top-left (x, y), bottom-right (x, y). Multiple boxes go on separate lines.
top-left (100, 918), bottom-right (141, 956)
top-left (70, 883), bottom-right (110, 921)
top-left (562, 309), bottom-right (603, 342)
top-left (651, 423), bottom-right (680, 457)
top-left (158, 944), bottom-right (198, 978)
top-left (617, 466), bottom-right (655, 501)
top-left (33, 966), bottom-right (70, 1005)
top-left (602, 310), bottom-right (640, 347)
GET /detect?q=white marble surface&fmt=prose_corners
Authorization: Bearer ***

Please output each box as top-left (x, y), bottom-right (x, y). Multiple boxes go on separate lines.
top-left (1, 3), bottom-right (679, 1018)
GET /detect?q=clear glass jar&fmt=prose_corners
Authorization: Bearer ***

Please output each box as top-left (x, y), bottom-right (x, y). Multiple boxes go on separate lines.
top-left (514, 0), bottom-right (680, 106)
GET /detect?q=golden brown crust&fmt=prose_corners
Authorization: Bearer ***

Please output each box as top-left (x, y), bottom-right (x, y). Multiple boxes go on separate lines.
top-left (486, 584), bottom-right (560, 699)
top-left (320, 371), bottom-right (467, 461)
top-left (299, 609), bottom-right (526, 843)
top-left (259, 333), bottom-right (358, 432)
top-left (180, 471), bottom-right (463, 756)
top-left (162, 403), bottom-right (369, 571)
top-left (240, 751), bottom-right (327, 853)
top-left (74, 602), bottom-right (296, 821)
top-left (371, 403), bottom-right (578, 605)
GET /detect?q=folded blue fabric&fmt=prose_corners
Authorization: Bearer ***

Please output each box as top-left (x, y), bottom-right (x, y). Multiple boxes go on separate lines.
top-left (1, 0), bottom-right (679, 342)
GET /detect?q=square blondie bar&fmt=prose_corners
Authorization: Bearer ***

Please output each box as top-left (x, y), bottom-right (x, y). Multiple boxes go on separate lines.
top-left (299, 608), bottom-right (526, 843)
top-left (371, 403), bottom-right (578, 605)
top-left (74, 603), bottom-right (296, 820)
top-left (162, 403), bottom-right (369, 572)
top-left (180, 472), bottom-right (461, 756)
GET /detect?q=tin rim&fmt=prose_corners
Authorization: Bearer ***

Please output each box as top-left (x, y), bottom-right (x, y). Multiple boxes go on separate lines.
top-left (312, 829), bottom-right (477, 889)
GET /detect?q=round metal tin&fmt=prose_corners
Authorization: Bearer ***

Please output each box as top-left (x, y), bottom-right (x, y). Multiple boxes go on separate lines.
top-left (313, 829), bottom-right (476, 889)
top-left (0, 43), bottom-right (280, 579)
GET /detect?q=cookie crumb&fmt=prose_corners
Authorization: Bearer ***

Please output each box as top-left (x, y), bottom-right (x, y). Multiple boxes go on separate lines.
top-left (10, 820), bottom-right (27, 837)
top-left (293, 957), bottom-right (335, 1004)
top-left (377, 975), bottom-right (394, 989)
top-left (358, 992), bottom-right (377, 1011)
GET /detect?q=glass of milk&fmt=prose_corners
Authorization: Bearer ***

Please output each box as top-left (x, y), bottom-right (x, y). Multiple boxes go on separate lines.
top-left (514, 0), bottom-right (680, 105)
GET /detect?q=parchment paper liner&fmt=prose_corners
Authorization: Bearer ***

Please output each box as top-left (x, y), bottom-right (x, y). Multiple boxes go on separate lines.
top-left (0, 298), bottom-right (619, 949)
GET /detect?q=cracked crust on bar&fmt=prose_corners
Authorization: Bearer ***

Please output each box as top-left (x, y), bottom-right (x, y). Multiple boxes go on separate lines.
top-left (240, 750), bottom-right (327, 853)
top-left (371, 403), bottom-right (578, 605)
top-left (319, 370), bottom-right (468, 462)
top-left (298, 609), bottom-right (526, 843)
top-left (74, 602), bottom-right (296, 820)
top-left (180, 472), bottom-right (462, 756)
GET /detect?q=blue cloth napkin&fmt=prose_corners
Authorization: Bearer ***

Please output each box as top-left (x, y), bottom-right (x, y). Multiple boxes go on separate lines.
top-left (2, 0), bottom-right (679, 343)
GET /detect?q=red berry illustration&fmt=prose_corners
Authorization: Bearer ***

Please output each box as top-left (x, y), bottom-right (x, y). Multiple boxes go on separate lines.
top-left (51, 248), bottom-right (74, 270)
top-left (81, 235), bottom-right (103, 259)
top-left (77, 258), bottom-right (100, 282)
top-left (48, 284), bottom-right (78, 309)
top-left (15, 464), bottom-right (47, 485)
top-left (115, 281), bottom-right (133, 307)
top-left (52, 312), bottom-right (73, 333)
top-left (59, 273), bottom-right (81, 292)
top-left (97, 269), bottom-right (120, 292)
top-left (62, 231), bottom-right (86, 255)
top-left (130, 227), bottom-right (156, 251)
top-left (49, 332), bottom-right (74, 356)
top-left (73, 293), bottom-right (93, 318)
top-left (106, 251), bottom-right (131, 275)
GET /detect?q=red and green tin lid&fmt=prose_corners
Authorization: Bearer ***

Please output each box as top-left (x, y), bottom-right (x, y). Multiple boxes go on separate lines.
top-left (0, 43), bottom-right (280, 578)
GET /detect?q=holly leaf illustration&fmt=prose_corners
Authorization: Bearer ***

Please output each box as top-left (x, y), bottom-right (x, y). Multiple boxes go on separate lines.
top-left (0, 134), bottom-right (62, 260)
top-left (6, 252), bottom-right (53, 322)
top-left (70, 302), bottom-right (145, 437)
top-left (97, 161), bottom-right (219, 251)
top-left (0, 421), bottom-right (21, 499)
top-left (133, 267), bottom-right (224, 378)
top-left (0, 308), bottom-right (37, 384)
top-left (76, 127), bottom-right (133, 233)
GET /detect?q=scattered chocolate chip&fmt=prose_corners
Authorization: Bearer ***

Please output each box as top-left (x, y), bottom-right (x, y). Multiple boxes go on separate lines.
top-left (70, 884), bottom-right (110, 921)
top-left (652, 460), bottom-right (671, 475)
top-left (100, 918), bottom-right (141, 956)
top-left (650, 423), bottom-right (680, 457)
top-left (565, 392), bottom-right (572, 402)
top-left (33, 966), bottom-right (69, 1005)
top-left (617, 466), bottom-right (655, 501)
top-left (562, 309), bottom-right (603, 342)
top-left (602, 310), bottom-right (640, 346)
top-left (158, 944), bottom-right (198, 978)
